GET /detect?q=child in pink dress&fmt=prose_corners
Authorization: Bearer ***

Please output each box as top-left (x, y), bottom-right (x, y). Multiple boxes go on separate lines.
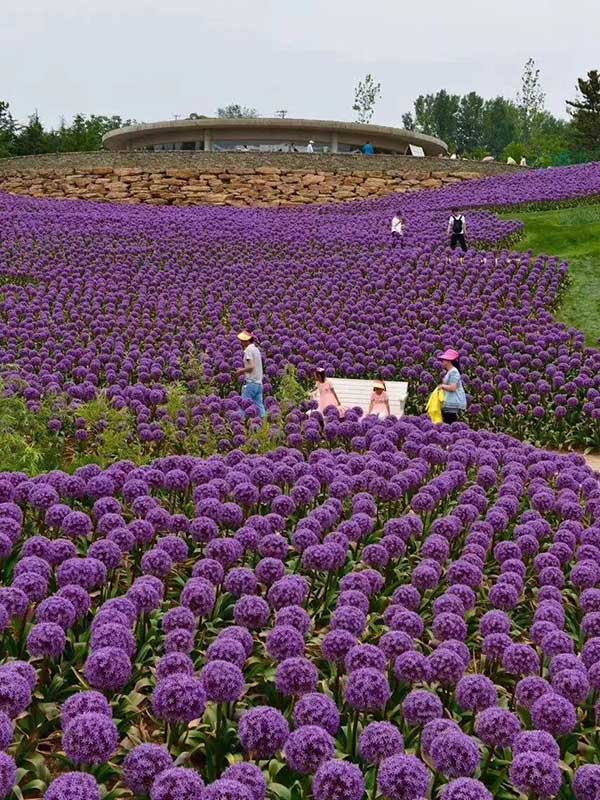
top-left (368, 380), bottom-right (391, 419)
top-left (315, 369), bottom-right (345, 416)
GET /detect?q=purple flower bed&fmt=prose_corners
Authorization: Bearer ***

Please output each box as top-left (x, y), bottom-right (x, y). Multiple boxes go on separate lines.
top-left (0, 414), bottom-right (599, 797)
top-left (0, 162), bottom-right (600, 451)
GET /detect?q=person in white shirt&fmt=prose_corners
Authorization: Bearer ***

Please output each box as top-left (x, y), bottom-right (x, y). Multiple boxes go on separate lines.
top-left (306, 140), bottom-right (315, 153)
top-left (447, 208), bottom-right (467, 252)
top-left (391, 212), bottom-right (404, 246)
top-left (236, 331), bottom-right (266, 418)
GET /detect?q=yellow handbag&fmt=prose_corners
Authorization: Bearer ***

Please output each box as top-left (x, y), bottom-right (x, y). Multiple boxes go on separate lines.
top-left (426, 388), bottom-right (444, 424)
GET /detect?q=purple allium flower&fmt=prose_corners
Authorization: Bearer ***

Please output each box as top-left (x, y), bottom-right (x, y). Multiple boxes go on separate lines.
top-left (27, 622), bottom-right (67, 659)
top-left (479, 610), bottom-right (511, 636)
top-left (573, 765), bottom-right (600, 800)
top-left (428, 647), bottom-right (466, 686)
top-left (377, 754), bottom-right (431, 800)
top-left (152, 674), bottom-right (206, 724)
top-left (201, 660), bottom-right (245, 703)
top-left (276, 657), bottom-right (319, 697)
top-left (35, 597), bottom-right (76, 631)
top-left (293, 693), bottom-right (340, 736)
top-left (531, 692), bottom-right (577, 736)
top-left (313, 760), bottom-right (365, 800)
top-left (181, 577), bottom-right (216, 617)
top-left (421, 718), bottom-right (461, 758)
top-left (275, 605), bottom-right (312, 637)
top-left (238, 706), bottom-right (289, 758)
top-left (322, 629), bottom-right (358, 663)
top-left (474, 706), bottom-right (521, 747)
top-left (402, 690), bottom-right (443, 726)
top-left (456, 675), bottom-right (498, 711)
top-left (162, 606), bottom-right (197, 634)
top-left (84, 647), bottom-right (132, 692)
top-left (440, 778), bottom-right (492, 800)
top-left (44, 772), bottom-right (101, 800)
top-left (221, 764), bottom-right (266, 800)
top-left (393, 650), bottom-right (430, 685)
top-left (218, 626), bottom-right (254, 657)
top-left (433, 612), bottom-right (467, 642)
top-left (380, 631), bottom-right (413, 661)
top-left (157, 653), bottom-right (195, 681)
top-left (0, 661), bottom-right (36, 691)
top-left (202, 779), bottom-right (252, 800)
top-left (150, 767), bottom-right (204, 800)
top-left (552, 668), bottom-right (590, 705)
top-left (62, 691), bottom-right (112, 728)
top-left (502, 643), bottom-right (540, 676)
top-left (0, 671), bottom-right (32, 718)
top-left (430, 730), bottom-right (481, 778)
top-left (284, 724), bottom-right (336, 774)
top-left (90, 623), bottom-right (136, 658)
top-left (266, 625), bottom-right (305, 661)
top-left (345, 644), bottom-right (387, 673)
top-left (225, 567), bottom-right (258, 597)
top-left (513, 730), bottom-right (561, 760)
top-left (206, 636), bottom-right (246, 668)
top-left (345, 667), bottom-right (391, 712)
top-left (330, 606), bottom-right (368, 637)
top-left (482, 633), bottom-right (512, 661)
top-left (515, 676), bottom-right (553, 709)
top-left (359, 721), bottom-right (404, 764)
top-left (165, 628), bottom-right (195, 654)
top-left (63, 712), bottom-right (119, 766)
top-left (123, 744), bottom-right (173, 795)
top-left (510, 752), bottom-right (562, 799)
top-left (234, 595), bottom-right (271, 630)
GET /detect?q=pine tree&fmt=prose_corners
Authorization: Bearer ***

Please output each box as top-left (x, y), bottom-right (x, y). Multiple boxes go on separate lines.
top-left (567, 70), bottom-right (600, 150)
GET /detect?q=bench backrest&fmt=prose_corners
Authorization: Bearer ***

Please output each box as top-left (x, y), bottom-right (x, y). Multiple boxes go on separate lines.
top-left (313, 378), bottom-right (409, 417)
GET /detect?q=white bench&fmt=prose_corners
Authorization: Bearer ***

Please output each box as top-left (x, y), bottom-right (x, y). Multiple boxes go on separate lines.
top-left (312, 378), bottom-right (409, 417)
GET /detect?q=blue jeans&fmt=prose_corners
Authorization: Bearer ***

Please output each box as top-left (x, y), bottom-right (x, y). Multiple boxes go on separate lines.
top-left (242, 382), bottom-right (266, 418)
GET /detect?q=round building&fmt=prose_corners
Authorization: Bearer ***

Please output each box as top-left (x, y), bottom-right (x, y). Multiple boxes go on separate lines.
top-left (103, 117), bottom-right (447, 156)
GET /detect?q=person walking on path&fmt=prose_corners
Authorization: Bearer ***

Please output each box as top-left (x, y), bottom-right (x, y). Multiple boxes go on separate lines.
top-left (447, 208), bottom-right (467, 252)
top-left (438, 348), bottom-right (467, 424)
top-left (237, 330), bottom-right (266, 419)
top-left (362, 141), bottom-right (375, 155)
top-left (368, 380), bottom-right (391, 419)
top-left (306, 140), bottom-right (315, 153)
top-left (314, 368), bottom-right (345, 416)
top-left (391, 211), bottom-right (404, 246)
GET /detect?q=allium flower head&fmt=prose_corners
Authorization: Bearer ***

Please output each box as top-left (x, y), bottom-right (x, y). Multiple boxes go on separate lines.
top-left (359, 721), bottom-right (404, 764)
top-left (429, 730), bottom-right (481, 778)
top-left (313, 760), bottom-right (365, 800)
top-left (474, 706), bottom-right (521, 747)
top-left (63, 712), bottom-right (119, 766)
top-left (44, 772), bottom-right (101, 800)
top-left (440, 779), bottom-right (492, 800)
top-left (151, 675), bottom-right (206, 724)
top-left (238, 706), bottom-right (289, 758)
top-left (378, 754), bottom-right (431, 800)
top-left (510, 752), bottom-right (562, 799)
top-left (221, 763), bottom-right (266, 800)
top-left (531, 692), bottom-right (577, 736)
top-left (284, 725), bottom-right (335, 774)
top-left (123, 744), bottom-right (173, 795)
top-left (150, 767), bottom-right (204, 800)
top-left (293, 692), bottom-right (340, 735)
top-left (345, 667), bottom-right (391, 712)
top-left (201, 660), bottom-right (245, 703)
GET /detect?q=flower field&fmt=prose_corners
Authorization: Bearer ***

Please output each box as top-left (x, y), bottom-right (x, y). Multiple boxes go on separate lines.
top-left (0, 163), bottom-right (600, 799)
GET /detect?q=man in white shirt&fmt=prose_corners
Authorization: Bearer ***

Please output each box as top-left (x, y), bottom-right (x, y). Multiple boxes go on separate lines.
top-left (306, 140), bottom-right (314, 153)
top-left (236, 330), bottom-right (266, 418)
top-left (391, 211), bottom-right (404, 246)
top-left (447, 208), bottom-right (467, 252)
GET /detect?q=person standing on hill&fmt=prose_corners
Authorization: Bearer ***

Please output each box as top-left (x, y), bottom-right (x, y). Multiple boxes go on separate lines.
top-left (447, 208), bottom-right (467, 252)
top-left (391, 211), bottom-right (404, 246)
top-left (237, 331), bottom-right (266, 419)
top-left (362, 141), bottom-right (375, 155)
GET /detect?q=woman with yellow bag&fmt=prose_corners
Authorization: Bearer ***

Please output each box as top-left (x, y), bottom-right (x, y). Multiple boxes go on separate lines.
top-left (437, 348), bottom-right (467, 424)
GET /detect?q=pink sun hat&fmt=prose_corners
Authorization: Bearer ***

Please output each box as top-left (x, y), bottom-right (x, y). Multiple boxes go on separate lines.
top-left (439, 348), bottom-right (460, 361)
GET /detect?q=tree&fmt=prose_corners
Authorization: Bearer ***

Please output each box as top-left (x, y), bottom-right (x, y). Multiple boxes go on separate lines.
top-left (0, 101), bottom-right (16, 158)
top-left (517, 58), bottom-right (545, 142)
top-left (14, 112), bottom-right (48, 156)
top-left (216, 104), bottom-right (259, 119)
top-left (352, 74), bottom-right (381, 124)
top-left (481, 97), bottom-right (519, 158)
top-left (412, 90), bottom-right (460, 147)
top-left (401, 112), bottom-right (415, 131)
top-left (455, 92), bottom-right (485, 154)
top-left (567, 70), bottom-right (600, 150)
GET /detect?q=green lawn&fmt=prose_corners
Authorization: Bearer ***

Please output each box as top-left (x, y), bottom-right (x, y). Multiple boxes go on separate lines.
top-left (500, 203), bottom-right (600, 346)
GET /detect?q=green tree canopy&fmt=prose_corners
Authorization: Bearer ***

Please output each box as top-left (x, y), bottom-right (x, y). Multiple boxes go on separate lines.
top-left (567, 70), bottom-right (600, 150)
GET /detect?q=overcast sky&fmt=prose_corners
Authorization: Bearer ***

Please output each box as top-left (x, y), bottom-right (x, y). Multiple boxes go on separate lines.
top-left (2, 0), bottom-right (599, 129)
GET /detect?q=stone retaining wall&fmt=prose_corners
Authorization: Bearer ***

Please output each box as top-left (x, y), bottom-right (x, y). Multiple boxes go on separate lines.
top-left (0, 152), bottom-right (518, 208)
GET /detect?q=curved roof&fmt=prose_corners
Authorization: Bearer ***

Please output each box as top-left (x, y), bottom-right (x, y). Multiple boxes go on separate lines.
top-left (102, 117), bottom-right (447, 156)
